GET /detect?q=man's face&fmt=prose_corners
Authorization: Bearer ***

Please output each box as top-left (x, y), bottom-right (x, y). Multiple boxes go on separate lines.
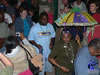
top-left (62, 33), bottom-right (71, 43)
top-left (40, 16), bottom-right (48, 25)
top-left (90, 3), bottom-right (97, 13)
top-left (89, 47), bottom-right (100, 56)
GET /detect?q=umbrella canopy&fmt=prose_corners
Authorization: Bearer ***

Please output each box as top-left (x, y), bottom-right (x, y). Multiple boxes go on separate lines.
top-left (55, 8), bottom-right (98, 26)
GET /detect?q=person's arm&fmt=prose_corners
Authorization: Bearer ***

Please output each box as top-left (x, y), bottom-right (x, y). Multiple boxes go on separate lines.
top-left (49, 24), bottom-right (56, 49)
top-left (75, 34), bottom-right (82, 48)
top-left (29, 40), bottom-right (42, 50)
top-left (49, 57), bottom-right (70, 72)
top-left (49, 38), bottom-right (55, 49)
top-left (0, 53), bottom-right (13, 67)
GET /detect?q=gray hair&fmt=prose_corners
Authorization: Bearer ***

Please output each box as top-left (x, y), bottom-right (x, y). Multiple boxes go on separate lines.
top-left (88, 38), bottom-right (100, 50)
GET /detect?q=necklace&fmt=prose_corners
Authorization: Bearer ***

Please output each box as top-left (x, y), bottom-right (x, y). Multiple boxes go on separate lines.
top-left (64, 42), bottom-right (74, 63)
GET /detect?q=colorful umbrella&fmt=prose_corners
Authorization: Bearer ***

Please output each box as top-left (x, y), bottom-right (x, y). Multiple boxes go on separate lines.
top-left (55, 8), bottom-right (98, 26)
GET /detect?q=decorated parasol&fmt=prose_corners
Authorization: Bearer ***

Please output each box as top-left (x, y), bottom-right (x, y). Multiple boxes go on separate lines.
top-left (55, 8), bottom-right (98, 26)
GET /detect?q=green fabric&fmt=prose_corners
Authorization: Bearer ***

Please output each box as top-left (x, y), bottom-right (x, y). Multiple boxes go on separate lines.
top-left (55, 67), bottom-right (72, 75)
top-left (49, 40), bottom-right (78, 72)
top-left (70, 7), bottom-right (81, 12)
top-left (53, 0), bottom-right (58, 31)
top-left (0, 66), bottom-right (13, 75)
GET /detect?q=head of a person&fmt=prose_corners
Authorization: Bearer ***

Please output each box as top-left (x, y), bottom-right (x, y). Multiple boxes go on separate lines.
top-left (28, 8), bottom-right (34, 16)
top-left (88, 38), bottom-right (100, 56)
top-left (76, 0), bottom-right (82, 4)
top-left (39, 12), bottom-right (48, 25)
top-left (62, 30), bottom-right (71, 43)
top-left (19, 7), bottom-right (27, 19)
top-left (89, 0), bottom-right (100, 13)
top-left (5, 36), bottom-right (18, 54)
top-left (0, 9), bottom-right (4, 23)
top-left (64, 4), bottom-right (72, 13)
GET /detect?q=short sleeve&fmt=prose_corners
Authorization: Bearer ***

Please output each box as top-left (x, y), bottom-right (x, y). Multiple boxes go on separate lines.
top-left (49, 43), bottom-right (58, 58)
top-left (49, 24), bottom-right (56, 38)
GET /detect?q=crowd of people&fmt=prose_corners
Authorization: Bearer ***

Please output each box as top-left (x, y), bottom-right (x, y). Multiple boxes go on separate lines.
top-left (0, 0), bottom-right (100, 75)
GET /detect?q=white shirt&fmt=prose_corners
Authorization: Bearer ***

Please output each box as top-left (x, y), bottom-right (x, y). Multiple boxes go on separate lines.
top-left (5, 13), bottom-right (13, 24)
top-left (73, 1), bottom-right (88, 12)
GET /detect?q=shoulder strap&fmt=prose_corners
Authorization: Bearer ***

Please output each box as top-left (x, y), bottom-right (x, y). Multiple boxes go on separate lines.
top-left (20, 45), bottom-right (33, 59)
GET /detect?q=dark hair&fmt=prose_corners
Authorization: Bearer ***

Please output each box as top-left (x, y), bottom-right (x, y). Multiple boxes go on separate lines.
top-left (19, 6), bottom-right (27, 13)
top-left (88, 38), bottom-right (100, 50)
top-left (39, 12), bottom-right (48, 19)
top-left (64, 3), bottom-right (72, 9)
top-left (88, 0), bottom-right (100, 13)
top-left (5, 36), bottom-right (18, 54)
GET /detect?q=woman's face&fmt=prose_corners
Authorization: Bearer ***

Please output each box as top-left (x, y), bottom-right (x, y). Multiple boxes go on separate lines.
top-left (20, 10), bottom-right (27, 19)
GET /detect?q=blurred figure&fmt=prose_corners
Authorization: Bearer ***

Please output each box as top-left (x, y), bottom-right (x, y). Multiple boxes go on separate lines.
top-left (74, 38), bottom-right (100, 75)
top-left (0, 10), bottom-right (9, 53)
top-left (49, 30), bottom-right (78, 75)
top-left (15, 7), bottom-right (33, 38)
top-left (1, 36), bottom-right (37, 75)
top-left (0, 53), bottom-right (13, 75)
top-left (28, 12), bottom-right (55, 75)
top-left (72, 0), bottom-right (88, 12)
top-left (2, 0), bottom-right (15, 19)
top-left (64, 3), bottom-right (72, 14)
top-left (28, 8), bottom-right (39, 24)
top-left (0, 4), bottom-right (12, 24)
top-left (0, 4), bottom-right (15, 36)
top-left (89, 0), bottom-right (100, 23)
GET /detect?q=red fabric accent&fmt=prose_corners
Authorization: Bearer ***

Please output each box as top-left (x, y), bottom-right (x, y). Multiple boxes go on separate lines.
top-left (96, 56), bottom-right (100, 59)
top-left (92, 13), bottom-right (100, 23)
top-left (18, 69), bottom-right (33, 75)
top-left (48, 13), bottom-right (54, 24)
top-left (88, 26), bottom-right (100, 43)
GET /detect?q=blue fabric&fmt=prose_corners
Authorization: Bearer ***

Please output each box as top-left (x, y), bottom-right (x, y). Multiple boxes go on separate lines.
top-left (14, 16), bottom-right (33, 33)
top-left (74, 46), bottom-right (99, 75)
top-left (28, 23), bottom-right (55, 73)
top-left (69, 26), bottom-right (83, 41)
top-left (0, 46), bottom-right (6, 53)
top-left (23, 19), bottom-right (30, 38)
